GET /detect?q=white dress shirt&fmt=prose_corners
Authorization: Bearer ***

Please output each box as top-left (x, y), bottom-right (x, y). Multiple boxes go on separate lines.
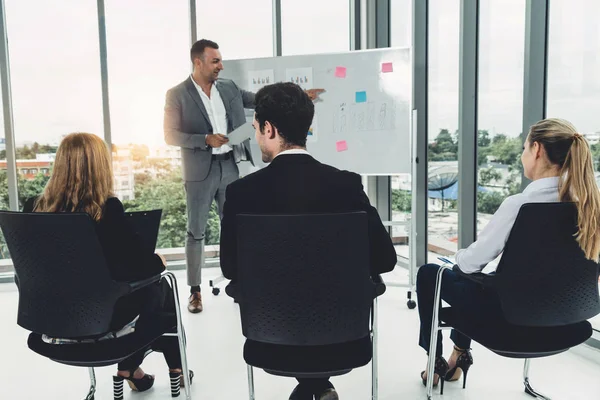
top-left (455, 176), bottom-right (560, 274)
top-left (274, 149), bottom-right (311, 158)
top-left (190, 76), bottom-right (231, 155)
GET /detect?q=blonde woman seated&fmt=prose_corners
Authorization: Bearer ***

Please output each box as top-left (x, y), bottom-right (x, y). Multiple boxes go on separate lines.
top-left (417, 118), bottom-right (600, 392)
top-left (24, 133), bottom-right (192, 394)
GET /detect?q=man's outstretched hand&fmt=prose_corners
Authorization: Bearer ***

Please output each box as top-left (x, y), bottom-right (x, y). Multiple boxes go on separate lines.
top-left (305, 88), bottom-right (325, 101)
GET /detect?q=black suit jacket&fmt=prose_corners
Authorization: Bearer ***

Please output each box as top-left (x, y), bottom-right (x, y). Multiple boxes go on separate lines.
top-left (24, 197), bottom-right (165, 330)
top-left (219, 154), bottom-right (398, 372)
top-left (220, 154), bottom-right (397, 285)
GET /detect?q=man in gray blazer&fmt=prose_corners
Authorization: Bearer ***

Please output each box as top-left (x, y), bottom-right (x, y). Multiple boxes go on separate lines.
top-left (165, 39), bottom-right (323, 313)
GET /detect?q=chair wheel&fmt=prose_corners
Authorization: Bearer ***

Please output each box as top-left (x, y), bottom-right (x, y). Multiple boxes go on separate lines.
top-left (407, 300), bottom-right (417, 309)
top-left (212, 287), bottom-right (220, 295)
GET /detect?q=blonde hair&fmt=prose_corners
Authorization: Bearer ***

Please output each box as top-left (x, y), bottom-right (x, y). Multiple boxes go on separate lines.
top-left (34, 133), bottom-right (114, 221)
top-left (528, 118), bottom-right (600, 262)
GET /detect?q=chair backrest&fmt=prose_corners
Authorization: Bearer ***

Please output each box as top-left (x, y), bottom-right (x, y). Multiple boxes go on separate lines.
top-left (0, 211), bottom-right (128, 338)
top-left (125, 209), bottom-right (162, 253)
top-left (237, 212), bottom-right (375, 346)
top-left (495, 202), bottom-right (600, 327)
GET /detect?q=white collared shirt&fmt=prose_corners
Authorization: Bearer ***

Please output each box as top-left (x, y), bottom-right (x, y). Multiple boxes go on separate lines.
top-left (190, 76), bottom-right (231, 155)
top-left (274, 149), bottom-right (311, 158)
top-left (455, 176), bottom-right (560, 274)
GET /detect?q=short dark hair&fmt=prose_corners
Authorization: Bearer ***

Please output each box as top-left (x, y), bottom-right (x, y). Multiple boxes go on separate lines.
top-left (190, 39), bottom-right (219, 63)
top-left (254, 82), bottom-right (314, 148)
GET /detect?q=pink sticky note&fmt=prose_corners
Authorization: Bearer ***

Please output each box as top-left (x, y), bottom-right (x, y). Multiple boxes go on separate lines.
top-left (382, 62), bottom-right (394, 73)
top-left (335, 66), bottom-right (347, 78)
top-left (336, 140), bottom-right (348, 152)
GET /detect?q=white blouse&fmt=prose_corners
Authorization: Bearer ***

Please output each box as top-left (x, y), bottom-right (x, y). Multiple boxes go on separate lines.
top-left (455, 176), bottom-right (560, 274)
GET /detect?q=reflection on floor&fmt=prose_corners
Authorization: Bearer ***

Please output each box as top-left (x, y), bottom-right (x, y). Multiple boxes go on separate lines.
top-left (0, 268), bottom-right (599, 399)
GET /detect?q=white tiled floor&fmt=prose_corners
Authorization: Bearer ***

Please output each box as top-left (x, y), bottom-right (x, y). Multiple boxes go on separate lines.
top-left (1, 268), bottom-right (599, 400)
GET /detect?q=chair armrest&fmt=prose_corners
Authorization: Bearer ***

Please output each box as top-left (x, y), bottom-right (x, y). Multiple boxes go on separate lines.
top-left (372, 274), bottom-right (387, 297)
top-left (452, 265), bottom-right (495, 288)
top-left (127, 273), bottom-right (163, 293)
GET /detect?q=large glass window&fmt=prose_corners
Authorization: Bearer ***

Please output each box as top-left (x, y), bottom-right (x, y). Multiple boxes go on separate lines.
top-left (5, 0), bottom-right (102, 210)
top-left (390, 0), bottom-right (412, 48)
top-left (547, 0), bottom-right (600, 331)
top-left (196, 0), bottom-right (273, 60)
top-left (390, 0), bottom-right (413, 264)
top-left (476, 0), bottom-right (525, 236)
top-left (281, 0), bottom-right (350, 56)
top-left (547, 0), bottom-right (600, 135)
top-left (104, 0), bottom-right (191, 249)
top-left (0, 81), bottom-right (9, 264)
top-left (426, 0), bottom-right (460, 262)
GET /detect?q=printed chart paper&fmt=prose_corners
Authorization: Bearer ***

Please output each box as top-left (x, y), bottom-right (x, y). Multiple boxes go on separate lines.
top-left (248, 69), bottom-right (275, 93)
top-left (285, 67), bottom-right (314, 90)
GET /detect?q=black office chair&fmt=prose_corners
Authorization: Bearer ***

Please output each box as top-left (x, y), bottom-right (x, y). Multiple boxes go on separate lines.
top-left (125, 209), bottom-right (162, 254)
top-left (236, 212), bottom-right (386, 400)
top-left (0, 211), bottom-right (192, 400)
top-left (425, 203), bottom-right (600, 400)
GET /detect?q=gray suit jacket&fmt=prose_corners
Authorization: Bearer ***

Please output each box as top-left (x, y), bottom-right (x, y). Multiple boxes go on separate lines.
top-left (164, 77), bottom-right (255, 181)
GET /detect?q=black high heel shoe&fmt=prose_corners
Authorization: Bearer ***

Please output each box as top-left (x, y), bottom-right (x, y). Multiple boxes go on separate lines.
top-left (113, 369), bottom-right (155, 399)
top-left (169, 369), bottom-right (195, 397)
top-left (421, 356), bottom-right (450, 395)
top-left (445, 346), bottom-right (474, 389)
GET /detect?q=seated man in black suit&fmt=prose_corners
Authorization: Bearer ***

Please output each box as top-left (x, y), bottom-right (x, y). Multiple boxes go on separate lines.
top-left (220, 82), bottom-right (397, 400)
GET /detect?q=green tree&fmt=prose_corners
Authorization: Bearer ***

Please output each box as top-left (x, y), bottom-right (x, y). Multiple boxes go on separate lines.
top-left (392, 189), bottom-right (411, 212)
top-left (130, 144), bottom-right (150, 163)
top-left (0, 171), bottom-right (50, 258)
top-left (0, 144), bottom-right (57, 160)
top-left (134, 172), bottom-right (153, 187)
top-left (16, 145), bottom-right (35, 159)
top-left (478, 146), bottom-right (491, 165)
top-left (123, 171), bottom-right (221, 248)
top-left (490, 136), bottom-right (522, 165)
top-left (123, 171), bottom-right (187, 248)
top-left (492, 133), bottom-right (508, 145)
top-left (591, 142), bottom-right (600, 170)
top-left (477, 190), bottom-right (505, 214)
top-left (17, 173), bottom-right (50, 207)
top-left (140, 158), bottom-right (172, 177)
top-left (428, 129), bottom-right (458, 161)
top-left (478, 130), bottom-right (491, 147)
top-left (477, 130), bottom-right (492, 165)
top-left (479, 167), bottom-right (502, 187)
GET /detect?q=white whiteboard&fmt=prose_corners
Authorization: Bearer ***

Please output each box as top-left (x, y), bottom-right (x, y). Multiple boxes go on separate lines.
top-left (221, 47), bottom-right (412, 175)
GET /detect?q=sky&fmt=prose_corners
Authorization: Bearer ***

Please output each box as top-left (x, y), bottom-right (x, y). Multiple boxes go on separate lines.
top-left (0, 0), bottom-right (598, 146)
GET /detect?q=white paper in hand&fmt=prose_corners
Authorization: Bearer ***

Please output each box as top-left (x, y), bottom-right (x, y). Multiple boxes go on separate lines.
top-left (228, 121), bottom-right (254, 145)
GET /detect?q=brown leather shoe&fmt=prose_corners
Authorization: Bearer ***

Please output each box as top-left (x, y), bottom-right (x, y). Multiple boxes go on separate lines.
top-left (188, 292), bottom-right (203, 313)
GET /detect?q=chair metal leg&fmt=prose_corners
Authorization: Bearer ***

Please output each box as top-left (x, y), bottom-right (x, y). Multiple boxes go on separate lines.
top-left (425, 265), bottom-right (451, 399)
top-left (371, 297), bottom-right (378, 400)
top-left (85, 367), bottom-right (96, 400)
top-left (523, 359), bottom-right (551, 400)
top-left (247, 365), bottom-right (255, 400)
top-left (164, 272), bottom-right (192, 399)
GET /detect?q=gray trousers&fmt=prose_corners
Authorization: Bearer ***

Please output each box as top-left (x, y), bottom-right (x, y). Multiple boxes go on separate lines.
top-left (184, 157), bottom-right (239, 287)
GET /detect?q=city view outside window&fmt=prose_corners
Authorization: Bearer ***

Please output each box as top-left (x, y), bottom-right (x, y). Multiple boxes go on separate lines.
top-left (547, 0), bottom-right (600, 330)
top-left (0, 0), bottom-right (597, 298)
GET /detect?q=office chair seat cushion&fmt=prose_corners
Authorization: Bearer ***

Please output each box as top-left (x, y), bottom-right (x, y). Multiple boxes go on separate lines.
top-left (244, 336), bottom-right (372, 373)
top-left (28, 316), bottom-right (176, 368)
top-left (263, 368), bottom-right (353, 379)
top-left (440, 307), bottom-right (592, 358)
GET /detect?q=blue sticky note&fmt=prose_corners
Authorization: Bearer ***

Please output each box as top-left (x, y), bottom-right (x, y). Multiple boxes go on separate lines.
top-left (355, 91), bottom-right (367, 103)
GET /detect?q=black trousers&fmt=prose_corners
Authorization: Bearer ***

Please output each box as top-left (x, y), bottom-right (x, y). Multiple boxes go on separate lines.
top-left (416, 264), bottom-right (503, 357)
top-left (117, 279), bottom-right (183, 371)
